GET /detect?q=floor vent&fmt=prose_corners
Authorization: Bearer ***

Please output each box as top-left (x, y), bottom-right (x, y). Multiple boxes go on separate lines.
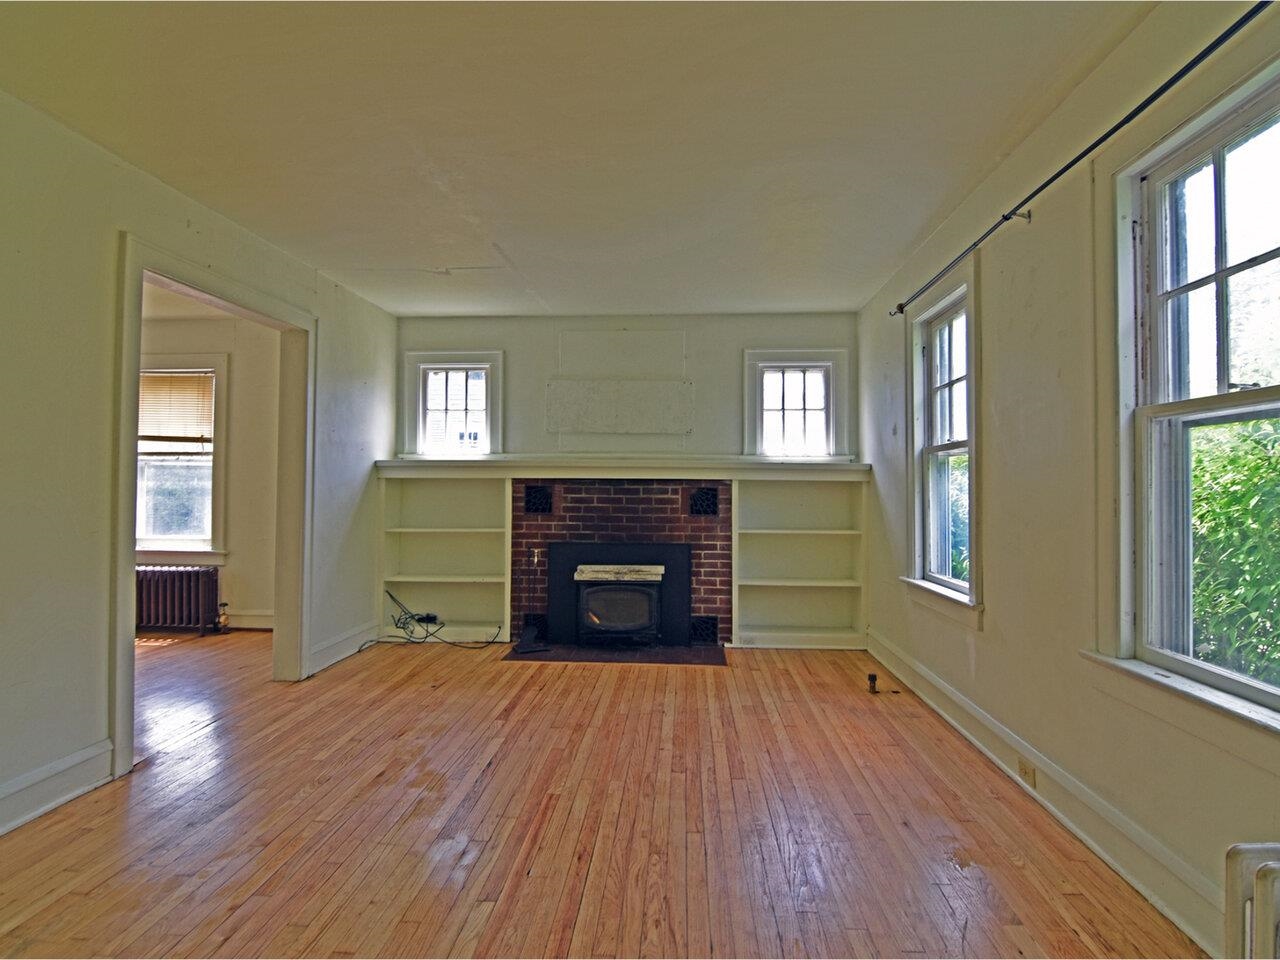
top-left (690, 615), bottom-right (719, 644)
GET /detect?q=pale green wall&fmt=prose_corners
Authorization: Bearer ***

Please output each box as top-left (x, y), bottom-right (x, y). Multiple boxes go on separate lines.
top-left (858, 4), bottom-right (1280, 954)
top-left (399, 313), bottom-right (857, 456)
top-left (0, 88), bottom-right (396, 830)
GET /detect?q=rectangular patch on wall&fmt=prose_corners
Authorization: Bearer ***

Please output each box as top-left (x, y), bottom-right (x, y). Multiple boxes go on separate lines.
top-left (545, 379), bottom-right (694, 435)
top-left (558, 329), bottom-right (686, 379)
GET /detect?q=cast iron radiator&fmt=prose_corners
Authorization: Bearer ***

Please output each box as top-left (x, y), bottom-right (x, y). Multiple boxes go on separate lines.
top-left (136, 565), bottom-right (219, 635)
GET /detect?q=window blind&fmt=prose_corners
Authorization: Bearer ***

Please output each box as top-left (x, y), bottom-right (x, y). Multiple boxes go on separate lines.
top-left (138, 371), bottom-right (215, 443)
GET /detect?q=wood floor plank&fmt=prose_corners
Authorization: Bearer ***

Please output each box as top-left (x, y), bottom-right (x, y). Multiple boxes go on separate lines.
top-left (0, 632), bottom-right (1203, 959)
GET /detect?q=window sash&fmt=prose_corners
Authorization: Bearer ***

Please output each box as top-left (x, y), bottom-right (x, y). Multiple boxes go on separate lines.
top-left (1136, 388), bottom-right (1280, 712)
top-left (920, 304), bottom-right (972, 593)
top-left (757, 364), bottom-right (832, 457)
top-left (136, 454), bottom-right (214, 542)
top-left (1144, 91), bottom-right (1280, 404)
top-left (417, 364), bottom-right (491, 455)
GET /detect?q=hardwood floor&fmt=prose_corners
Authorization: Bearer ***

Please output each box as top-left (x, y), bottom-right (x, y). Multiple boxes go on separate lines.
top-left (0, 631), bottom-right (1201, 958)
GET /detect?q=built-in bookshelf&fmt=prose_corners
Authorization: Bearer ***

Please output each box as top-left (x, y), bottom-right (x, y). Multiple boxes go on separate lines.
top-left (380, 476), bottom-right (511, 642)
top-left (733, 477), bottom-right (866, 647)
top-left (377, 458), bottom-right (870, 649)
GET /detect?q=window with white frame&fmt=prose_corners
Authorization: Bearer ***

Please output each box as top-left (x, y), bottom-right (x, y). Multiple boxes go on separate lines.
top-left (403, 351), bottom-right (503, 457)
top-left (422, 366), bottom-right (488, 454)
top-left (1133, 81), bottom-right (1280, 707)
top-left (760, 366), bottom-right (830, 456)
top-left (919, 299), bottom-right (973, 592)
top-left (744, 349), bottom-right (848, 457)
top-left (137, 368), bottom-right (216, 550)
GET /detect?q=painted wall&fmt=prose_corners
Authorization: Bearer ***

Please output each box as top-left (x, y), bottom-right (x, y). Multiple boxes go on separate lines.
top-left (0, 88), bottom-right (396, 832)
top-left (858, 4), bottom-right (1280, 954)
top-left (398, 314), bottom-right (856, 456)
top-left (140, 316), bottom-right (280, 627)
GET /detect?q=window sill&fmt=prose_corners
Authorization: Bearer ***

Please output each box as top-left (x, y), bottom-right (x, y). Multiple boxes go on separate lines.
top-left (900, 576), bottom-right (983, 630)
top-left (1079, 650), bottom-right (1280, 738)
top-left (136, 549), bottom-right (226, 567)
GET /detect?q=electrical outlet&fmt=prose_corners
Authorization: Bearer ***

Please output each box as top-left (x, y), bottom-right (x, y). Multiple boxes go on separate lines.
top-left (1016, 757), bottom-right (1037, 790)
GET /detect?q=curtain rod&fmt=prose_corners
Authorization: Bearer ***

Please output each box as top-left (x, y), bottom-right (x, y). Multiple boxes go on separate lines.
top-left (888, 0), bottom-right (1273, 318)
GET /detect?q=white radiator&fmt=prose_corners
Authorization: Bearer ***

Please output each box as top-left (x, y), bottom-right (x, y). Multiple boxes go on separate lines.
top-left (1227, 844), bottom-right (1280, 958)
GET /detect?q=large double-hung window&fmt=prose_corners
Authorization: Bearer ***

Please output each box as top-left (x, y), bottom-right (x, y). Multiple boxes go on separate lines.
top-left (137, 368), bottom-right (217, 551)
top-left (1135, 82), bottom-right (1280, 707)
top-left (921, 298), bottom-right (972, 593)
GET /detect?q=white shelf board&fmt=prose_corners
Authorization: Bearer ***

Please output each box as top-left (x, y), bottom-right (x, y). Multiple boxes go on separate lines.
top-left (737, 578), bottom-right (861, 588)
top-left (385, 527), bottom-right (506, 534)
top-left (731, 625), bottom-right (866, 649)
top-left (737, 528), bottom-right (861, 536)
top-left (736, 625), bottom-right (861, 637)
top-left (383, 574), bottom-right (506, 584)
top-left (378, 455), bottom-right (870, 481)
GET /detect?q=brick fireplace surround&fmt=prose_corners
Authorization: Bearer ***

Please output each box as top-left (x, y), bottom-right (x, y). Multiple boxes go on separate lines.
top-left (511, 479), bottom-right (732, 644)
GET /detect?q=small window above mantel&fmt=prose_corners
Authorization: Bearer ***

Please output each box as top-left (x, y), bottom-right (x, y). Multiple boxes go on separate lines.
top-left (401, 351), bottom-right (503, 457)
top-left (743, 349), bottom-right (851, 458)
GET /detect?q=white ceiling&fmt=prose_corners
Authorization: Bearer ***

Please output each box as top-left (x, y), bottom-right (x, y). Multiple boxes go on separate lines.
top-left (0, 2), bottom-right (1151, 317)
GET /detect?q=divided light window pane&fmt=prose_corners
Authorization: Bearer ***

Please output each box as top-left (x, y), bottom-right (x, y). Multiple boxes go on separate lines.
top-left (931, 386), bottom-right (952, 444)
top-left (1166, 284), bottom-right (1218, 399)
top-left (1162, 158), bottom-right (1216, 291)
top-left (1224, 115), bottom-right (1280, 266)
top-left (932, 323), bottom-right (951, 384)
top-left (951, 381), bottom-right (968, 443)
top-left (1227, 258), bottom-right (1280, 391)
top-left (805, 369), bottom-right (825, 408)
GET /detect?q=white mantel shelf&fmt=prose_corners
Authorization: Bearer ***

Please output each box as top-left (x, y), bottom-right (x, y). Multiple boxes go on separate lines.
top-left (376, 455), bottom-right (871, 481)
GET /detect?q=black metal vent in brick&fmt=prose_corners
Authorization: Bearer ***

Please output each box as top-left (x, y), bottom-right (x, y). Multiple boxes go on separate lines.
top-left (524, 484), bottom-right (553, 514)
top-left (689, 616), bottom-right (719, 644)
top-left (523, 613), bottom-right (549, 641)
top-left (689, 487), bottom-right (719, 516)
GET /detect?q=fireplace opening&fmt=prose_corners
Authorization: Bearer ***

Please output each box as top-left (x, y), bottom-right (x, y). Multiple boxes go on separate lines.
top-left (547, 542), bottom-right (692, 645)
top-left (578, 583), bottom-right (661, 642)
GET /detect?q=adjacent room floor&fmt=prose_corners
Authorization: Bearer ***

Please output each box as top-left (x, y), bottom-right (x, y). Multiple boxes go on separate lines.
top-left (0, 632), bottom-right (1201, 958)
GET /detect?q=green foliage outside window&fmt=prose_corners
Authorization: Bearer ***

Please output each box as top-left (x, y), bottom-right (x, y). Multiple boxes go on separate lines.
top-left (1190, 417), bottom-right (1280, 687)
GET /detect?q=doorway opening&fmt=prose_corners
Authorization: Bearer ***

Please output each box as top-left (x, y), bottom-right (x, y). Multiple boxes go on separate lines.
top-left (111, 237), bottom-right (316, 778)
top-left (132, 278), bottom-right (282, 760)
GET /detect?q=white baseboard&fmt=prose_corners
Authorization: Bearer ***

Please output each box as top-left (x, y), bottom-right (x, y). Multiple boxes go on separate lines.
top-left (227, 608), bottom-right (274, 630)
top-left (727, 638), bottom-right (868, 650)
top-left (0, 739), bottom-right (113, 836)
top-left (308, 618), bottom-right (379, 675)
top-left (730, 629), bottom-right (867, 650)
top-left (865, 627), bottom-right (1220, 956)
